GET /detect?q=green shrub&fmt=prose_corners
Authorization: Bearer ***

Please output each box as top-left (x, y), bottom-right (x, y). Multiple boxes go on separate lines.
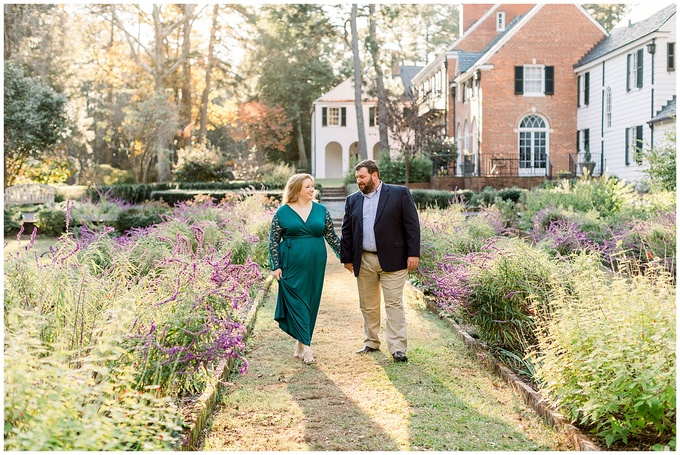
top-left (149, 189), bottom-right (282, 206)
top-left (114, 206), bottom-right (167, 234)
top-left (642, 131), bottom-right (675, 192)
top-left (4, 207), bottom-right (22, 234)
top-left (376, 152), bottom-right (432, 183)
top-left (410, 189), bottom-right (473, 209)
top-left (518, 176), bottom-right (637, 230)
top-left (35, 206), bottom-right (66, 236)
top-left (531, 255), bottom-right (676, 449)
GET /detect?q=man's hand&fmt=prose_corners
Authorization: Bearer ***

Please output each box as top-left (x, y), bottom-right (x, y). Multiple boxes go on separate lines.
top-left (344, 263), bottom-right (354, 274)
top-left (407, 257), bottom-right (419, 271)
top-left (271, 268), bottom-right (282, 280)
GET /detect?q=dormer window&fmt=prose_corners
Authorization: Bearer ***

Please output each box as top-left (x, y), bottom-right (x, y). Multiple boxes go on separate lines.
top-left (496, 12), bottom-right (506, 31)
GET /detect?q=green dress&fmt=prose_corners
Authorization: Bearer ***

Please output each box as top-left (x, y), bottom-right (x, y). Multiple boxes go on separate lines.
top-left (269, 202), bottom-right (341, 346)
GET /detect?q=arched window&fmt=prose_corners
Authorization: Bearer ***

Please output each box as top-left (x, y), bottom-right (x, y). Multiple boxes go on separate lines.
top-left (518, 114), bottom-right (549, 175)
top-left (606, 87), bottom-right (612, 129)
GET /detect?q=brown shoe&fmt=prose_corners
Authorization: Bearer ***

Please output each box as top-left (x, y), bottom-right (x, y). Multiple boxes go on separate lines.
top-left (356, 346), bottom-right (379, 354)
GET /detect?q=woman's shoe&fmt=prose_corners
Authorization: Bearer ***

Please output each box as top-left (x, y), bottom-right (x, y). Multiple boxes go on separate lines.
top-left (302, 346), bottom-right (315, 365)
top-left (294, 341), bottom-right (304, 359)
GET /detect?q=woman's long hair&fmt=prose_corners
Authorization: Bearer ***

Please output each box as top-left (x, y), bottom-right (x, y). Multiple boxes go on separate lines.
top-left (282, 173), bottom-right (314, 204)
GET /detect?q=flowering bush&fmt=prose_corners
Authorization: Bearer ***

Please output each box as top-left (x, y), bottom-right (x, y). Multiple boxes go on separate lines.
top-left (4, 195), bottom-right (271, 448)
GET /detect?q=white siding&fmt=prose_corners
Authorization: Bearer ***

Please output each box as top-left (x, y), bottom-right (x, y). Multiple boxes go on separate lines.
top-left (576, 14), bottom-right (676, 185)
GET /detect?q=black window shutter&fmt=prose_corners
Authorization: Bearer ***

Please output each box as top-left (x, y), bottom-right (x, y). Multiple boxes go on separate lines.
top-left (635, 125), bottom-right (644, 164)
top-left (625, 128), bottom-right (630, 165)
top-left (545, 66), bottom-right (554, 95)
top-left (637, 49), bottom-right (644, 88)
top-left (369, 107), bottom-right (375, 127)
top-left (577, 75), bottom-right (582, 107)
top-left (514, 66), bottom-right (524, 94)
top-left (576, 130), bottom-right (581, 151)
top-left (626, 54), bottom-right (631, 91)
top-left (341, 107), bottom-right (347, 126)
top-left (584, 128), bottom-right (590, 150)
top-left (584, 72), bottom-right (590, 105)
top-left (322, 107), bottom-right (327, 127)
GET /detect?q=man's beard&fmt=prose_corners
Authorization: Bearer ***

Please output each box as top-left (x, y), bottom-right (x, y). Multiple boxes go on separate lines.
top-left (359, 179), bottom-right (376, 194)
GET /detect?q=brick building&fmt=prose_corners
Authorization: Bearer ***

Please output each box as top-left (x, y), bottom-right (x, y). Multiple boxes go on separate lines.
top-left (413, 4), bottom-right (608, 190)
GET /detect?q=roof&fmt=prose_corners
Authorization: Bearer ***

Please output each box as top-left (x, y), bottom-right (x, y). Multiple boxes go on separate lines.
top-left (576, 3), bottom-right (676, 67)
top-left (457, 52), bottom-right (485, 73)
top-left (649, 97), bottom-right (676, 124)
top-left (394, 65), bottom-right (425, 94)
top-left (314, 65), bottom-right (424, 103)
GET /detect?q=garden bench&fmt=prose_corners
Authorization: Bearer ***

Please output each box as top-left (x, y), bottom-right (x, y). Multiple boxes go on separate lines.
top-left (4, 183), bottom-right (56, 223)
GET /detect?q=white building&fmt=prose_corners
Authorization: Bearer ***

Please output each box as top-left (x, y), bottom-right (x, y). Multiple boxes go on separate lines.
top-left (574, 3), bottom-right (676, 183)
top-left (311, 66), bottom-right (423, 179)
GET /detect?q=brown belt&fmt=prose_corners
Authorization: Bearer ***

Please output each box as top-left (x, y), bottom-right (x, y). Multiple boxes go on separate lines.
top-left (362, 250), bottom-right (378, 254)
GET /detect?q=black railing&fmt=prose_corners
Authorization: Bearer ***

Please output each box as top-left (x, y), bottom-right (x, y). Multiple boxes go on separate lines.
top-left (480, 155), bottom-right (549, 177)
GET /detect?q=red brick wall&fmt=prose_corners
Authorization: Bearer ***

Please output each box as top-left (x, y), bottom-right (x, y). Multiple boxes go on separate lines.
top-left (481, 4), bottom-right (606, 177)
top-left (461, 4), bottom-right (494, 35)
top-left (459, 4), bottom-right (535, 53)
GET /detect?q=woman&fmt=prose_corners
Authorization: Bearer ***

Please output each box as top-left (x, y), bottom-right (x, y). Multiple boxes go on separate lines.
top-left (269, 173), bottom-right (341, 364)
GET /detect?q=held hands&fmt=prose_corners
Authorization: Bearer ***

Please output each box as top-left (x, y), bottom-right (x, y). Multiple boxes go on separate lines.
top-left (271, 268), bottom-right (282, 280)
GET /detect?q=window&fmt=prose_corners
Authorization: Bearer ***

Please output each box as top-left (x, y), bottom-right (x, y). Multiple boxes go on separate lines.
top-left (605, 87), bottom-right (612, 128)
top-left (625, 125), bottom-right (644, 165)
top-left (496, 12), bottom-right (506, 31)
top-left (515, 66), bottom-right (554, 96)
top-left (322, 107), bottom-right (346, 127)
top-left (518, 114), bottom-right (548, 174)
top-left (577, 73), bottom-right (589, 106)
top-left (583, 72), bottom-right (590, 106)
top-left (626, 49), bottom-right (644, 91)
top-left (668, 42), bottom-right (675, 71)
top-left (369, 106), bottom-right (377, 127)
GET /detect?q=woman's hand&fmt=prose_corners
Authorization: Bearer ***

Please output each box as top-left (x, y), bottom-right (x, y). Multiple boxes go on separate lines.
top-left (271, 268), bottom-right (282, 280)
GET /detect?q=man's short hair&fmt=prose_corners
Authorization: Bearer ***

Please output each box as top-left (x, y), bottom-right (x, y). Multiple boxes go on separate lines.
top-left (355, 159), bottom-right (380, 178)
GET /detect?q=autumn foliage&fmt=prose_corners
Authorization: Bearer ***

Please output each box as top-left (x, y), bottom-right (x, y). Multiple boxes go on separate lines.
top-left (231, 101), bottom-right (293, 155)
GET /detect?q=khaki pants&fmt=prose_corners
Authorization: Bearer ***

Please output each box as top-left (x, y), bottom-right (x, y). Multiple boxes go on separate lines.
top-left (356, 252), bottom-right (408, 354)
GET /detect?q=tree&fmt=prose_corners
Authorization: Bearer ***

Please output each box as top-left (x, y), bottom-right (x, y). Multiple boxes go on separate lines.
top-left (583, 4), bottom-right (631, 31)
top-left (121, 91), bottom-right (179, 183)
top-left (368, 4), bottom-right (390, 154)
top-left (231, 101), bottom-right (293, 165)
top-left (244, 4), bottom-right (341, 169)
top-left (383, 87), bottom-right (444, 185)
top-left (4, 62), bottom-right (68, 188)
top-left (349, 4), bottom-right (368, 161)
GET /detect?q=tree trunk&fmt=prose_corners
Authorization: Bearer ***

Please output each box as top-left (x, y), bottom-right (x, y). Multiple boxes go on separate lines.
top-left (368, 5), bottom-right (389, 154)
top-left (350, 4), bottom-right (368, 161)
top-left (198, 4), bottom-right (219, 144)
top-left (296, 112), bottom-right (309, 169)
top-left (180, 4), bottom-right (194, 148)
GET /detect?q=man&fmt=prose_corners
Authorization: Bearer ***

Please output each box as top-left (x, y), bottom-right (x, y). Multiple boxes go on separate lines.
top-left (340, 159), bottom-right (420, 363)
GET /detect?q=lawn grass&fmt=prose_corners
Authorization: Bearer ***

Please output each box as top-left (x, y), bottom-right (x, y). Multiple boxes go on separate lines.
top-left (4, 231), bottom-right (60, 260)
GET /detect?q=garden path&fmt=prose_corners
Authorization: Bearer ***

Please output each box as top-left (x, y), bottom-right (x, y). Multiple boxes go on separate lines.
top-left (200, 249), bottom-right (569, 451)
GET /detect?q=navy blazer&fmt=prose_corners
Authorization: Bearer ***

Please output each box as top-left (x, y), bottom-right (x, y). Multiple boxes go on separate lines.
top-left (340, 182), bottom-right (421, 277)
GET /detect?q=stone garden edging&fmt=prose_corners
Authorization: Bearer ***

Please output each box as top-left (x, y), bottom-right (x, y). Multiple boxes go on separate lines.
top-left (180, 275), bottom-right (274, 450)
top-left (405, 283), bottom-right (601, 451)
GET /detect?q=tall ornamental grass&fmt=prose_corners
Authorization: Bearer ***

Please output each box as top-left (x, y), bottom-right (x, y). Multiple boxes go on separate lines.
top-left (432, 238), bottom-right (558, 357)
top-left (4, 195), bottom-right (272, 449)
top-left (530, 255), bottom-right (676, 449)
top-left (416, 204), bottom-right (505, 292)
